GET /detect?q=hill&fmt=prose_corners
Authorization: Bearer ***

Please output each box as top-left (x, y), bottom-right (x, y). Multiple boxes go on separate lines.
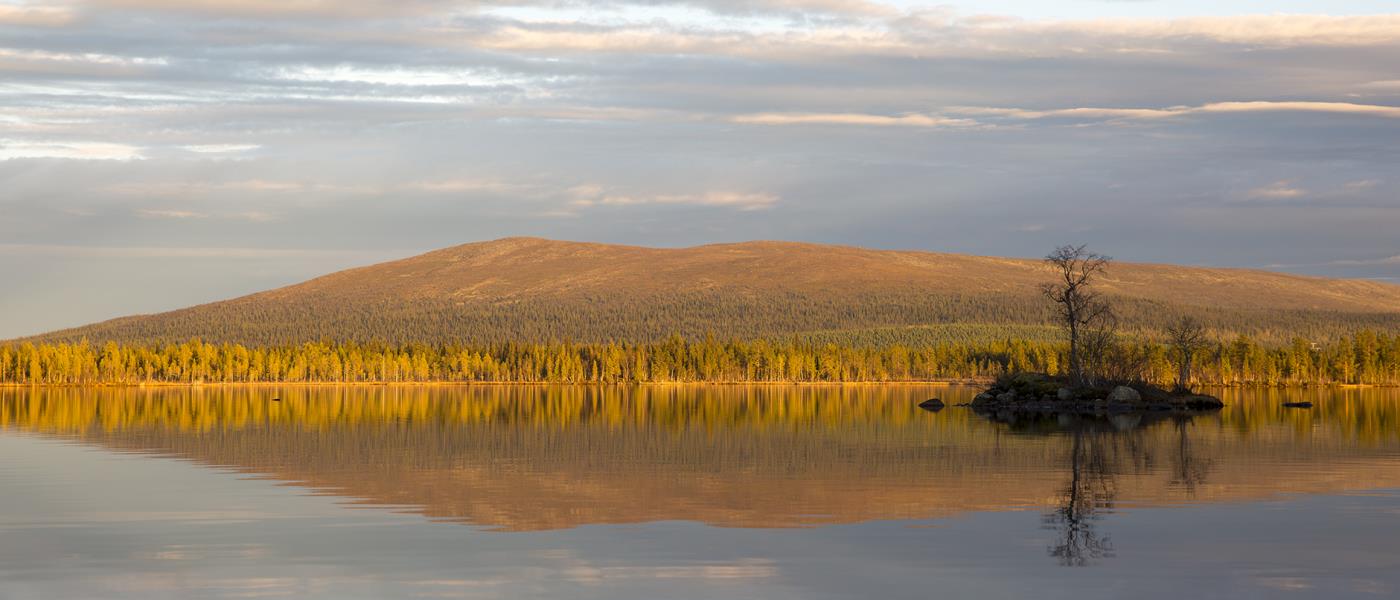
top-left (20, 237), bottom-right (1400, 346)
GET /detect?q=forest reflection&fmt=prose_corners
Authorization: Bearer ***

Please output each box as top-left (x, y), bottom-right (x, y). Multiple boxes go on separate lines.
top-left (1, 385), bottom-right (1398, 537)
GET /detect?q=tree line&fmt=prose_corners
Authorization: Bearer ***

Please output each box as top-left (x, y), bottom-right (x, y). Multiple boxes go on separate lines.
top-left (2, 332), bottom-right (1398, 386)
top-left (33, 289), bottom-right (1397, 348)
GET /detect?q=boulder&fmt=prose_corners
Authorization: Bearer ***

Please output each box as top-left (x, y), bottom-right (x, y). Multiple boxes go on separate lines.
top-left (1056, 387), bottom-right (1074, 401)
top-left (918, 398), bottom-right (946, 411)
top-left (996, 391), bottom-right (1018, 403)
top-left (1106, 386), bottom-right (1141, 403)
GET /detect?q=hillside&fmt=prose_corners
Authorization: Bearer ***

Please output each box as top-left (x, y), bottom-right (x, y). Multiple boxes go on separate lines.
top-left (21, 237), bottom-right (1400, 346)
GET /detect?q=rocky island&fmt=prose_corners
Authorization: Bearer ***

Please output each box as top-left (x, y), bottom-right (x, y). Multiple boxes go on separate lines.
top-left (967, 372), bottom-right (1224, 416)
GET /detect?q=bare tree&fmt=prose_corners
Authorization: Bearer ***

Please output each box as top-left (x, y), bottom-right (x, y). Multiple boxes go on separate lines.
top-left (1165, 315), bottom-right (1209, 392)
top-left (1042, 245), bottom-right (1113, 386)
top-left (1080, 310), bottom-right (1122, 386)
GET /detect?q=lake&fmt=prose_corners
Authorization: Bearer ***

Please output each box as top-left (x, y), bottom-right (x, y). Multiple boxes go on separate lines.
top-left (2, 385), bottom-right (1399, 599)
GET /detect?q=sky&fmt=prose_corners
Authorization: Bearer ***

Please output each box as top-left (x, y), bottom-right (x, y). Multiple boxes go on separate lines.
top-left (1, 1), bottom-right (1398, 338)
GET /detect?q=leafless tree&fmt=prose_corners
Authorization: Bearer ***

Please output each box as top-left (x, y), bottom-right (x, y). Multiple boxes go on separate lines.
top-left (1165, 316), bottom-right (1210, 392)
top-left (1080, 310), bottom-right (1142, 386)
top-left (1042, 245), bottom-right (1113, 386)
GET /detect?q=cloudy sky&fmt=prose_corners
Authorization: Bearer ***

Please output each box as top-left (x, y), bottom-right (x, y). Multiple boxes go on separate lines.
top-left (1, 1), bottom-right (1399, 338)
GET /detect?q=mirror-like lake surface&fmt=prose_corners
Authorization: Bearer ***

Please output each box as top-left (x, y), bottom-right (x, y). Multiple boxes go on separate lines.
top-left (2, 385), bottom-right (1399, 599)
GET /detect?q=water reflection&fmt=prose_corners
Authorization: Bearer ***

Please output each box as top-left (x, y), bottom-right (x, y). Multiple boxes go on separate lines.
top-left (1045, 429), bottom-right (1118, 567)
top-left (1, 384), bottom-right (1398, 536)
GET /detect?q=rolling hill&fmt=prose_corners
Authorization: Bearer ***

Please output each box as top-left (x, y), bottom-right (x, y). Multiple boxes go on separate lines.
top-left (21, 237), bottom-right (1400, 346)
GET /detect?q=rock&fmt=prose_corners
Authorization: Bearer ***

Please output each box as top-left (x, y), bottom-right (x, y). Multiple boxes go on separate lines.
top-left (1106, 386), bottom-right (1141, 403)
top-left (918, 398), bottom-right (945, 411)
top-left (996, 391), bottom-right (1018, 403)
top-left (1056, 387), bottom-right (1074, 401)
top-left (1283, 401), bottom-right (1314, 409)
top-left (971, 392), bottom-right (997, 407)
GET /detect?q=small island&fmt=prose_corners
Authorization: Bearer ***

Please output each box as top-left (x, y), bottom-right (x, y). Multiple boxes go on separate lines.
top-left (962, 245), bottom-right (1223, 418)
top-left (969, 372), bottom-right (1223, 416)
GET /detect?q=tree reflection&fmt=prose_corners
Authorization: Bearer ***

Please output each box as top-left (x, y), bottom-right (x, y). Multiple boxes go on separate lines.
top-left (1043, 429), bottom-right (1117, 566)
top-left (1008, 410), bottom-right (1215, 567)
top-left (1170, 417), bottom-right (1211, 497)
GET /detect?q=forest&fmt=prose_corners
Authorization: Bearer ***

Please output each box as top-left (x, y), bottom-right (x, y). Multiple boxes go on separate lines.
top-left (2, 331), bottom-right (1398, 386)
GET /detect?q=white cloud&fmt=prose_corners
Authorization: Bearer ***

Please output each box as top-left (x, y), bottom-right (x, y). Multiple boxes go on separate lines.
top-left (136, 207), bottom-right (278, 221)
top-left (0, 4), bottom-right (75, 26)
top-left (76, 0), bottom-right (457, 19)
top-left (731, 112), bottom-right (980, 128)
top-left (0, 243), bottom-right (392, 259)
top-left (137, 208), bottom-right (206, 219)
top-left (1273, 255), bottom-right (1400, 268)
top-left (659, 191), bottom-right (780, 210)
top-left (1343, 179), bottom-right (1380, 192)
top-left (404, 179), bottom-right (530, 194)
top-left (952, 101), bottom-right (1400, 122)
top-left (233, 210), bottom-right (276, 222)
top-left (1331, 255), bottom-right (1400, 267)
top-left (0, 47), bottom-right (168, 69)
top-left (728, 101), bottom-right (1400, 131)
top-left (1246, 181), bottom-right (1307, 201)
top-left (461, 13), bottom-right (1400, 59)
top-left (0, 139), bottom-right (144, 160)
top-left (273, 65), bottom-right (541, 88)
top-left (181, 144), bottom-right (261, 154)
top-left (570, 187), bottom-right (780, 211)
top-left (1036, 15), bottom-right (1400, 47)
top-left (104, 180), bottom-right (373, 197)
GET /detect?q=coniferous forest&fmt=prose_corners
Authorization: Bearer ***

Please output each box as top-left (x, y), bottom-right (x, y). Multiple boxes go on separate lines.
top-left (3, 330), bottom-right (1399, 386)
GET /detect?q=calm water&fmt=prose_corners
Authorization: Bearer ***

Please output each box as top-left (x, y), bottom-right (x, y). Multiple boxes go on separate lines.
top-left (2, 385), bottom-right (1400, 599)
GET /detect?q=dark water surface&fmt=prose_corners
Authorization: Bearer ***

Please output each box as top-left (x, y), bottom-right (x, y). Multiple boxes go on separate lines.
top-left (2, 385), bottom-right (1399, 599)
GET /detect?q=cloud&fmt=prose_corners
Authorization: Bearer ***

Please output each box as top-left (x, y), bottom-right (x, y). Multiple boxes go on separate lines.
top-left (1197, 101), bottom-right (1400, 119)
top-left (731, 112), bottom-right (980, 128)
top-left (952, 101), bottom-right (1400, 123)
top-left (137, 208), bottom-right (206, 219)
top-left (0, 140), bottom-right (145, 160)
top-left (76, 0), bottom-right (460, 19)
top-left (890, 13), bottom-right (1400, 52)
top-left (570, 187), bottom-right (780, 211)
top-left (181, 144), bottom-right (261, 154)
top-left (271, 65), bottom-right (537, 88)
top-left (464, 13), bottom-right (1400, 59)
top-left (0, 4), bottom-right (76, 26)
top-left (403, 179), bottom-right (531, 194)
top-left (103, 180), bottom-right (372, 197)
top-left (1270, 255), bottom-right (1400, 268)
top-left (1343, 179), bottom-right (1380, 192)
top-left (1245, 181), bottom-right (1307, 201)
top-left (232, 210), bottom-right (276, 222)
top-left (1329, 255), bottom-right (1400, 267)
top-left (728, 101), bottom-right (1400, 131)
top-left (0, 244), bottom-right (381, 259)
top-left (661, 191), bottom-right (780, 210)
top-left (132, 207), bottom-right (279, 221)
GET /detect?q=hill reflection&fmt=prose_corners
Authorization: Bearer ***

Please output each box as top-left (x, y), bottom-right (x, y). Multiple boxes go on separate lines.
top-left (2, 385), bottom-right (1399, 532)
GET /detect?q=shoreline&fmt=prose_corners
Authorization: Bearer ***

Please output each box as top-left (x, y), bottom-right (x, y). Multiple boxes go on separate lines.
top-left (1, 380), bottom-right (1396, 389)
top-left (0, 380), bottom-right (985, 389)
